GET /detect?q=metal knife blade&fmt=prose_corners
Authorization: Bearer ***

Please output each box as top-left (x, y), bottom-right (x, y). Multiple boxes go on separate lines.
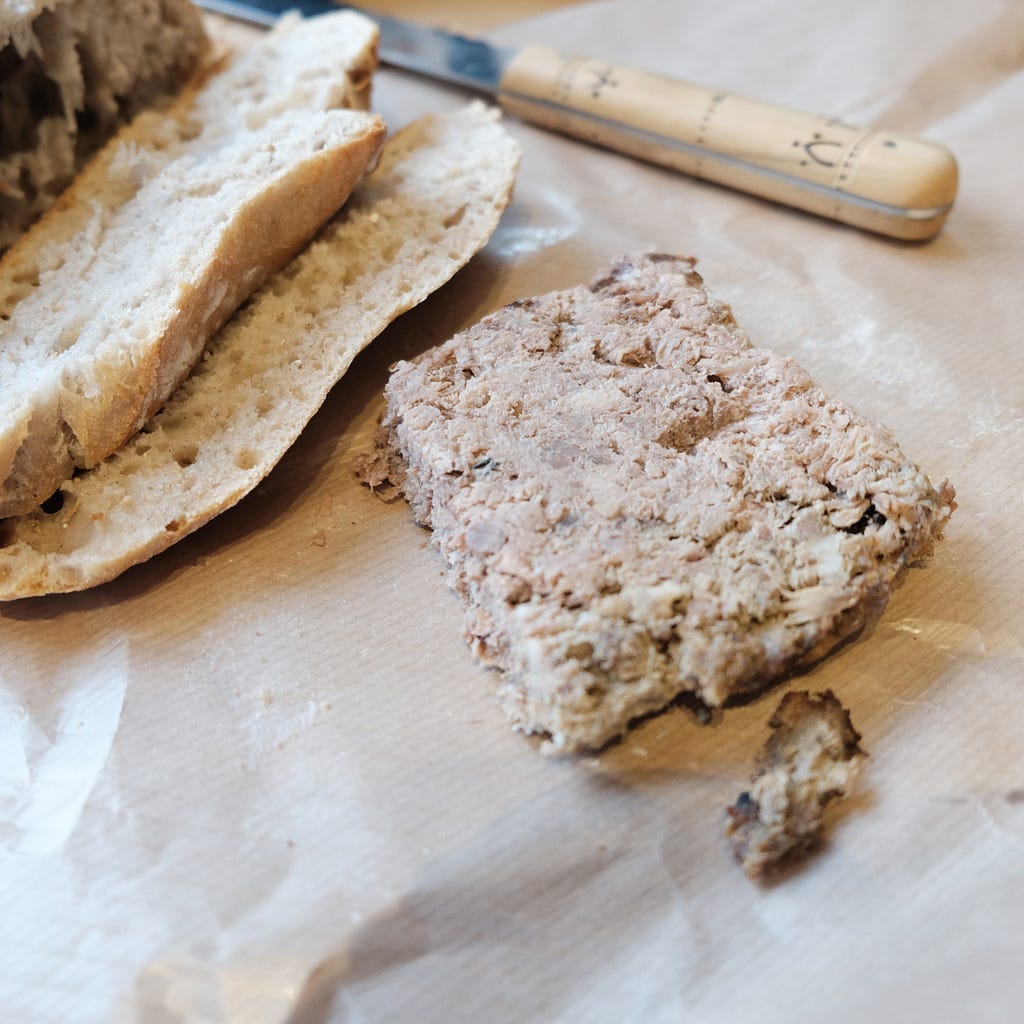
top-left (193, 0), bottom-right (958, 240)
top-left (195, 0), bottom-right (512, 91)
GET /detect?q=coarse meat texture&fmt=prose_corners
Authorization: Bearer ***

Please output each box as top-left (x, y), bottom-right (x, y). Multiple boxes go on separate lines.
top-left (726, 689), bottom-right (866, 880)
top-left (372, 253), bottom-right (955, 752)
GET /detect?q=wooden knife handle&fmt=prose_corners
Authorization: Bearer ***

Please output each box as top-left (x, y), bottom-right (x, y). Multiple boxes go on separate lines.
top-left (498, 45), bottom-right (958, 240)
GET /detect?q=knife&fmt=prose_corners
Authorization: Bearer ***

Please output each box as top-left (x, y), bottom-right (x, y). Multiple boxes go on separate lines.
top-left (196, 0), bottom-right (958, 240)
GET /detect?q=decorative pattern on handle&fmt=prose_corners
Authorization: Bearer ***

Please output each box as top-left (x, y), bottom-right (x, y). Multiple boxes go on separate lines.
top-left (499, 46), bottom-right (958, 240)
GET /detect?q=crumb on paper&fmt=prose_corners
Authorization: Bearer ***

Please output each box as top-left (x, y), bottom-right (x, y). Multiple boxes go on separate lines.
top-left (726, 689), bottom-right (866, 881)
top-left (353, 446), bottom-right (403, 502)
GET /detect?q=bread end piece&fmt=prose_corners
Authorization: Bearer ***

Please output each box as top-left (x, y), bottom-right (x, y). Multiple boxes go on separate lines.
top-left (0, 10), bottom-right (384, 518)
top-left (0, 0), bottom-right (210, 252)
top-left (726, 689), bottom-right (866, 880)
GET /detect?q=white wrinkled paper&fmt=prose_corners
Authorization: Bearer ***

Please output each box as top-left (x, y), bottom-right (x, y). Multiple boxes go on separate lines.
top-left (3, 1), bottom-right (1023, 1021)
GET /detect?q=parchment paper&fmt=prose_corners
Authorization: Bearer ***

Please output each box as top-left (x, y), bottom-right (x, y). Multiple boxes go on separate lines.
top-left (3, 1), bottom-right (1023, 1021)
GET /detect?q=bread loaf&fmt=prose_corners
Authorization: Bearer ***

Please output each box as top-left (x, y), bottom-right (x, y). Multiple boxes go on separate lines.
top-left (0, 104), bottom-right (520, 598)
top-left (0, 0), bottom-right (209, 251)
top-left (0, 10), bottom-right (383, 519)
top-left (369, 254), bottom-right (955, 751)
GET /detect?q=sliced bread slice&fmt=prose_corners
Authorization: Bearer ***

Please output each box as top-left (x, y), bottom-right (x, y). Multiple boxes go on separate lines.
top-left (0, 0), bottom-right (209, 251)
top-left (0, 10), bottom-right (383, 518)
top-left (0, 103), bottom-right (521, 598)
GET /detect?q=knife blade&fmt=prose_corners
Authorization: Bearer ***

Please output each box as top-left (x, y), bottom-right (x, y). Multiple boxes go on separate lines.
top-left (196, 0), bottom-right (958, 240)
